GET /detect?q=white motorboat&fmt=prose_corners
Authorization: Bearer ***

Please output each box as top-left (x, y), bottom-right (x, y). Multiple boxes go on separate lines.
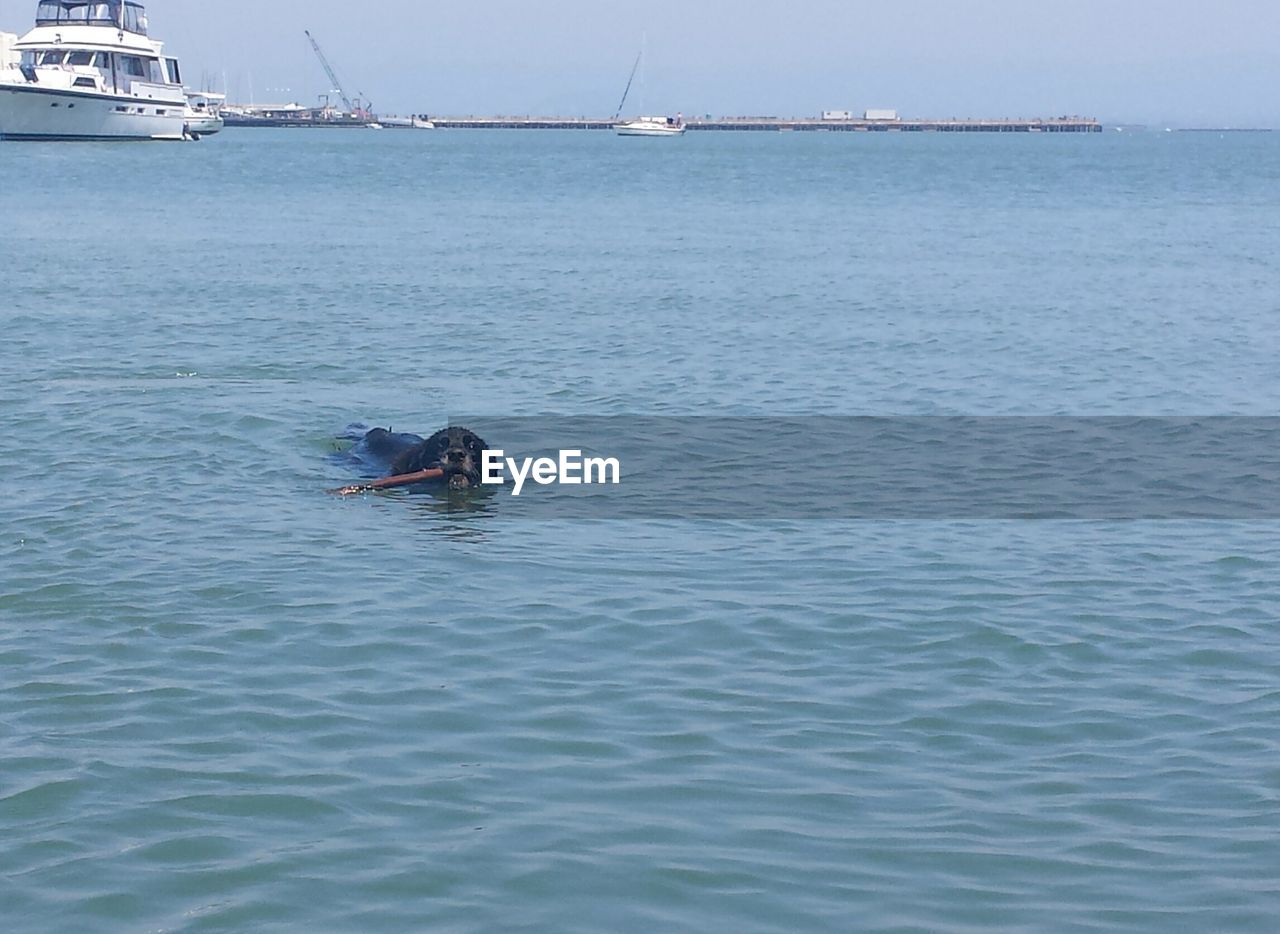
top-left (382, 115), bottom-right (436, 129)
top-left (615, 115), bottom-right (686, 137)
top-left (0, 1), bottom-right (189, 141)
top-left (184, 89), bottom-right (223, 138)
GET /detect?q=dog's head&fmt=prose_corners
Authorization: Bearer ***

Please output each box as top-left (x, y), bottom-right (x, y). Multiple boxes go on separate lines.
top-left (421, 426), bottom-right (488, 490)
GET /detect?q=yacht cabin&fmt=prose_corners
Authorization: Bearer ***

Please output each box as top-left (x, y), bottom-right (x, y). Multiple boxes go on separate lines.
top-left (17, 2), bottom-right (182, 95)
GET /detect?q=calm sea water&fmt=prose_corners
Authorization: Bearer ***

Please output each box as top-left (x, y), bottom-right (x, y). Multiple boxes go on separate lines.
top-left (2, 129), bottom-right (1279, 932)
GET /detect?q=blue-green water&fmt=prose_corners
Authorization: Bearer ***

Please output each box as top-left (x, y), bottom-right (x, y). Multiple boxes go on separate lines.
top-left (2, 130), bottom-right (1279, 931)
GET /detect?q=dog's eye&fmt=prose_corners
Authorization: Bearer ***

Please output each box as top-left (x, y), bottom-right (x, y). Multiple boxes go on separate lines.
top-left (465, 436), bottom-right (479, 450)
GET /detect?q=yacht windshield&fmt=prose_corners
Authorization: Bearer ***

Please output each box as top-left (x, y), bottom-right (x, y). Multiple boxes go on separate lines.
top-left (35, 1), bottom-right (148, 35)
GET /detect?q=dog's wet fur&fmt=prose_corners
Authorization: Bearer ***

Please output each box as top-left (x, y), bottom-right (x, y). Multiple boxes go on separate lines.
top-left (352, 426), bottom-right (490, 490)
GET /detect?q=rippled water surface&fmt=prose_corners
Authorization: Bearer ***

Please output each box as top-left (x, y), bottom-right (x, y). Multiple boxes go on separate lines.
top-left (2, 130), bottom-right (1279, 931)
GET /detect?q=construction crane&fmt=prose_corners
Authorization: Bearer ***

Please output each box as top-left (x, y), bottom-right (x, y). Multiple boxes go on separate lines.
top-left (304, 30), bottom-right (372, 119)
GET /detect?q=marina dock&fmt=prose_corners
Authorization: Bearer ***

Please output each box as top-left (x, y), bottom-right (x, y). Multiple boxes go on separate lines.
top-left (223, 113), bottom-right (1103, 133)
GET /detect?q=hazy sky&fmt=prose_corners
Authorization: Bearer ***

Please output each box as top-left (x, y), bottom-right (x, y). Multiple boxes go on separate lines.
top-left (3, 0), bottom-right (1279, 124)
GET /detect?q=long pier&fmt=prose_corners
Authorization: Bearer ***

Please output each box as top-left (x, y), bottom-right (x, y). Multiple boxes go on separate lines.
top-left (438, 116), bottom-right (1103, 133)
top-left (224, 114), bottom-right (1103, 133)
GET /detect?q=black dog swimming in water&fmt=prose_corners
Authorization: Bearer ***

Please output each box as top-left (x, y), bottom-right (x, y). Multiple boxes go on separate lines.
top-left (349, 426), bottom-right (490, 490)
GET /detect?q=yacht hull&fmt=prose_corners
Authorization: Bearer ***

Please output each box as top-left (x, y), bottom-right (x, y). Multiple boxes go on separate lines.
top-left (614, 123), bottom-right (686, 138)
top-left (0, 83), bottom-right (187, 141)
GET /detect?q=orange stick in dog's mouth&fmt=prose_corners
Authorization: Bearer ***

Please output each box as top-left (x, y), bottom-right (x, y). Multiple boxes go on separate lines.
top-left (330, 468), bottom-right (446, 496)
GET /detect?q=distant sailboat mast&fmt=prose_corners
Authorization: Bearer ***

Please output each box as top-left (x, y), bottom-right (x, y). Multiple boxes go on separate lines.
top-left (613, 49), bottom-right (642, 121)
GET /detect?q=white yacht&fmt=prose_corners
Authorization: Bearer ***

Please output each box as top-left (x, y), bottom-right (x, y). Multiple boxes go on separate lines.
top-left (183, 89), bottom-right (223, 138)
top-left (615, 115), bottom-right (686, 137)
top-left (0, 1), bottom-right (189, 141)
top-left (610, 39), bottom-right (684, 139)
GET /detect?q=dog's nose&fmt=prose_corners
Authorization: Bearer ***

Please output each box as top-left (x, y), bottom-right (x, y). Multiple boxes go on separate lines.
top-left (447, 449), bottom-right (465, 462)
